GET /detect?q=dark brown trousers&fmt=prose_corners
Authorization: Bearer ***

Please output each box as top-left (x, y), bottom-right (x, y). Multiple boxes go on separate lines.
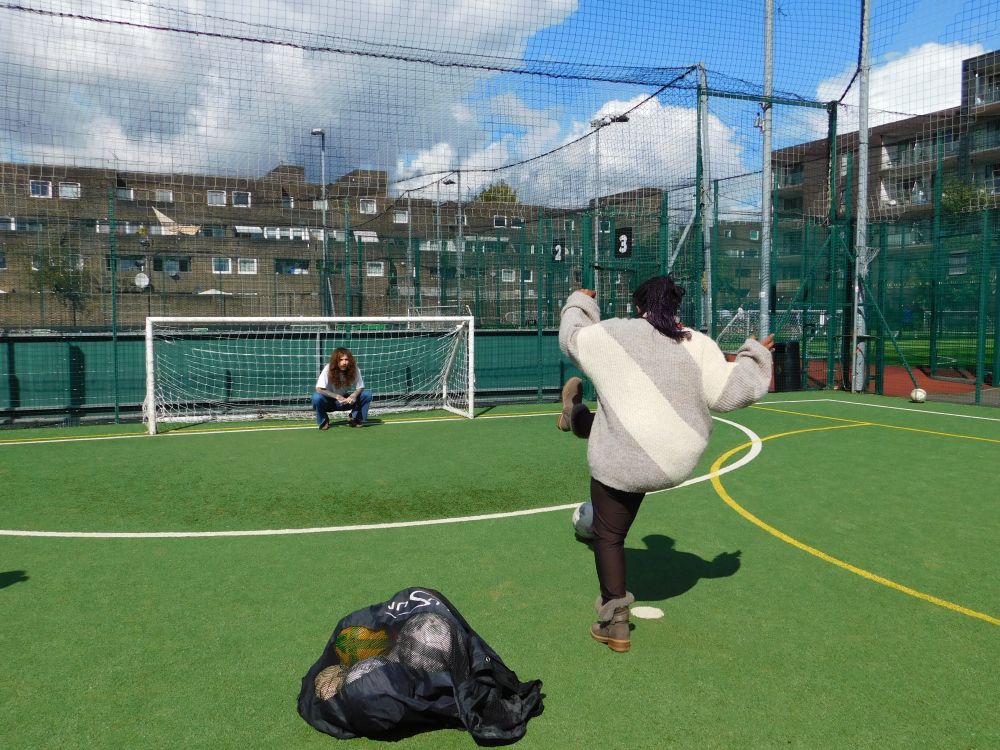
top-left (590, 477), bottom-right (645, 602)
top-left (571, 402), bottom-right (646, 602)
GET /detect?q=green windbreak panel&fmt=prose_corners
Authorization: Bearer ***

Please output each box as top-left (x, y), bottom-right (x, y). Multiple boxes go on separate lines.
top-left (0, 331), bottom-right (584, 416)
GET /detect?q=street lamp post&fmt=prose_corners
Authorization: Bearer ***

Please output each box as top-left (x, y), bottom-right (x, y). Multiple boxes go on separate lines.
top-left (311, 128), bottom-right (330, 315)
top-left (442, 177), bottom-right (456, 310)
top-left (589, 114), bottom-right (629, 306)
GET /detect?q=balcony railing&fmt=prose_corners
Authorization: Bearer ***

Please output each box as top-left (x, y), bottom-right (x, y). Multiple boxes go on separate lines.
top-left (886, 139), bottom-right (958, 167)
top-left (971, 127), bottom-right (1000, 153)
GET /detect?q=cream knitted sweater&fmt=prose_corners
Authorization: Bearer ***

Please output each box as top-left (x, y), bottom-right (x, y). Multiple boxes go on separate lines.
top-left (558, 291), bottom-right (773, 493)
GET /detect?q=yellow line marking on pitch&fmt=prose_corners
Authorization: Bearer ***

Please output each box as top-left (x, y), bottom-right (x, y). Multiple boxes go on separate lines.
top-left (711, 424), bottom-right (1000, 627)
top-left (751, 404), bottom-right (1000, 444)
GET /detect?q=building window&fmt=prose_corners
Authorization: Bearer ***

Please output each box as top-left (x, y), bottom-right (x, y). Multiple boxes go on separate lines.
top-left (564, 219), bottom-right (575, 232)
top-left (156, 189), bottom-right (174, 203)
top-left (724, 229), bottom-right (733, 238)
top-left (238, 258), bottom-right (258, 275)
top-left (359, 199), bottom-right (377, 214)
top-left (949, 251), bottom-right (968, 276)
top-left (281, 192), bottom-right (294, 208)
top-left (106, 256), bottom-right (146, 272)
top-left (511, 217), bottom-right (524, 228)
top-left (600, 220), bottom-right (611, 233)
top-left (200, 224), bottom-right (226, 237)
top-left (212, 257), bottom-right (232, 274)
top-left (30, 180), bottom-right (52, 198)
top-left (232, 191), bottom-right (251, 207)
top-left (233, 226), bottom-right (263, 238)
top-left (0, 253), bottom-right (6, 270)
top-left (116, 187), bottom-right (134, 201)
top-left (366, 261), bottom-right (385, 277)
top-left (264, 227), bottom-right (279, 239)
top-left (494, 215), bottom-right (507, 228)
top-left (782, 196), bottom-right (803, 212)
top-left (17, 218), bottom-right (47, 232)
top-left (207, 190), bottom-right (226, 206)
top-left (0, 217), bottom-right (14, 231)
top-left (290, 228), bottom-right (309, 241)
top-left (152, 257), bottom-right (191, 273)
top-left (59, 182), bottom-right (81, 199)
top-left (522, 270), bottom-right (533, 283)
top-left (750, 230), bottom-right (760, 241)
top-left (501, 268), bottom-right (516, 282)
top-left (393, 210), bottom-right (409, 224)
top-left (275, 259), bottom-right (310, 274)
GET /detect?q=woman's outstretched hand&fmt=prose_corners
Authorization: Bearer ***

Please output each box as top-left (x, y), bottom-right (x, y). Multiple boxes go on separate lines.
top-left (576, 289), bottom-right (597, 299)
top-left (749, 333), bottom-right (776, 353)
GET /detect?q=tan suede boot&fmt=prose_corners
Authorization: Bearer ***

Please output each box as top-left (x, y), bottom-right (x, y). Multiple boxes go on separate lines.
top-left (557, 377), bottom-right (583, 431)
top-left (590, 593), bottom-right (634, 653)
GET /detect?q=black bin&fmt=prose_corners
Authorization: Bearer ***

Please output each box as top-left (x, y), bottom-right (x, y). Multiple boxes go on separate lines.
top-left (773, 341), bottom-right (802, 392)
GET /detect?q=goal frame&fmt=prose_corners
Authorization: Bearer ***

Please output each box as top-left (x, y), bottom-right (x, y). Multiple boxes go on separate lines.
top-left (144, 316), bottom-right (475, 434)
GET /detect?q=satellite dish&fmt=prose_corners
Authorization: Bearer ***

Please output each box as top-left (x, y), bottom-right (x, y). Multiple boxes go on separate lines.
top-left (135, 272), bottom-right (150, 289)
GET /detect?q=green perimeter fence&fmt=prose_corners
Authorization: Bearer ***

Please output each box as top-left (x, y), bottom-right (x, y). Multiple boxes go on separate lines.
top-left (1, 204), bottom-right (999, 425)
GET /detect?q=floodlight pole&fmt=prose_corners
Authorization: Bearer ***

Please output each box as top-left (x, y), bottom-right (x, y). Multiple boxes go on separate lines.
top-left (760, 0), bottom-right (774, 338)
top-left (590, 113), bottom-right (629, 309)
top-left (851, 0), bottom-right (872, 391)
top-left (698, 63), bottom-right (714, 332)
top-left (593, 121), bottom-right (602, 303)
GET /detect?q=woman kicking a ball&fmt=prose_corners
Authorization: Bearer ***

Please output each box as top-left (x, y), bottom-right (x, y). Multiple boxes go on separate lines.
top-left (558, 275), bottom-right (774, 652)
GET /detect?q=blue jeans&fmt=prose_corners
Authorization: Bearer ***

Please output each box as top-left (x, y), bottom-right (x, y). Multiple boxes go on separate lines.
top-left (311, 390), bottom-right (372, 426)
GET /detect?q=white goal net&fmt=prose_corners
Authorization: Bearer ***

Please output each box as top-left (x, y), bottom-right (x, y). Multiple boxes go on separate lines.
top-left (144, 316), bottom-right (474, 434)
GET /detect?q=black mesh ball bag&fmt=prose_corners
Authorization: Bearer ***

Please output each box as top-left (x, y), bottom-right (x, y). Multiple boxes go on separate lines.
top-left (298, 587), bottom-right (544, 745)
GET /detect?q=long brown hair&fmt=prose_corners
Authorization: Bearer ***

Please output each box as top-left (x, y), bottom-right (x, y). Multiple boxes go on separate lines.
top-left (328, 347), bottom-right (358, 389)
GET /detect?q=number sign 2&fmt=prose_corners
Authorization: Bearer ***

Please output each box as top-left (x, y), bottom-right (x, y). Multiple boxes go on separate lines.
top-left (615, 228), bottom-right (633, 257)
top-left (552, 239), bottom-right (566, 263)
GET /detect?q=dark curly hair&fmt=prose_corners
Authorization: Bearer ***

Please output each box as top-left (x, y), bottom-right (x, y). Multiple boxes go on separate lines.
top-left (632, 275), bottom-right (690, 342)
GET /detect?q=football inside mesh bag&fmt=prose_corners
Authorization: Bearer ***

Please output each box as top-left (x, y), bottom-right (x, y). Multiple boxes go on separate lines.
top-left (298, 587), bottom-right (544, 744)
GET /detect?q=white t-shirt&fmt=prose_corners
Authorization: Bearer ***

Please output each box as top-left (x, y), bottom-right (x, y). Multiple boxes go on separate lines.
top-left (316, 364), bottom-right (365, 396)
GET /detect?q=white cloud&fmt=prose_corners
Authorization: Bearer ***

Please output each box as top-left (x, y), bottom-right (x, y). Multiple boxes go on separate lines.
top-left (0, 0), bottom-right (579, 176)
top-left (817, 41), bottom-right (984, 130)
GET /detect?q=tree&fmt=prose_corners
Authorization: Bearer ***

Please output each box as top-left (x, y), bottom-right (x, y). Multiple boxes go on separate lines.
top-left (940, 175), bottom-right (985, 214)
top-left (475, 181), bottom-right (518, 204)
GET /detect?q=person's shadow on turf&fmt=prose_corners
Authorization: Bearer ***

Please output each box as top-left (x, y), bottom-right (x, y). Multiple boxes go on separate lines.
top-left (0, 570), bottom-right (29, 589)
top-left (624, 535), bottom-right (741, 602)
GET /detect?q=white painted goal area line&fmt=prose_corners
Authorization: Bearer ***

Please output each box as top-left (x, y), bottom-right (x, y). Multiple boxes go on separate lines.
top-left (0, 417), bottom-right (761, 539)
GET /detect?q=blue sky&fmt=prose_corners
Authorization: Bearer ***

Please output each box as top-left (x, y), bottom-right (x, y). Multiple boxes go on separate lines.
top-left (4, 0), bottom-right (999, 199)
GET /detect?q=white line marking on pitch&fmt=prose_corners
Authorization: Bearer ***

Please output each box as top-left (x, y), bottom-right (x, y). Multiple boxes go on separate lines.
top-left (759, 397), bottom-right (1000, 423)
top-left (0, 418), bottom-right (761, 539)
top-left (0, 410), bottom-right (558, 448)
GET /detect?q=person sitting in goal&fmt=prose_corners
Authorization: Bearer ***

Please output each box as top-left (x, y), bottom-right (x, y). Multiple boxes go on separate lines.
top-left (312, 347), bottom-right (372, 429)
top-left (558, 275), bottom-right (774, 653)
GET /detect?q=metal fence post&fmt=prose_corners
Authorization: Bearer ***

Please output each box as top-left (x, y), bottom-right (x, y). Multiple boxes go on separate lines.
top-left (976, 209), bottom-right (990, 405)
top-left (109, 187), bottom-right (119, 423)
top-left (537, 209), bottom-right (544, 403)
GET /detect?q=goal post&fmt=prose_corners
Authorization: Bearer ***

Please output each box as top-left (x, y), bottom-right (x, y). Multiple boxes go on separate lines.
top-left (144, 316), bottom-right (475, 435)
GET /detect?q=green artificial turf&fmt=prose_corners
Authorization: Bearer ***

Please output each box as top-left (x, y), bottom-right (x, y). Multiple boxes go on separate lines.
top-left (2, 394), bottom-right (999, 749)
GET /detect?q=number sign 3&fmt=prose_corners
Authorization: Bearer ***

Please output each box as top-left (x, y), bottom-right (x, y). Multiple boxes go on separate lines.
top-left (616, 227), bottom-right (633, 257)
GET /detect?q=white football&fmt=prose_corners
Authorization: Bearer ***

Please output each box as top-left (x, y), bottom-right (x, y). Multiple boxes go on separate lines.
top-left (572, 501), bottom-right (595, 540)
top-left (910, 388), bottom-right (927, 403)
